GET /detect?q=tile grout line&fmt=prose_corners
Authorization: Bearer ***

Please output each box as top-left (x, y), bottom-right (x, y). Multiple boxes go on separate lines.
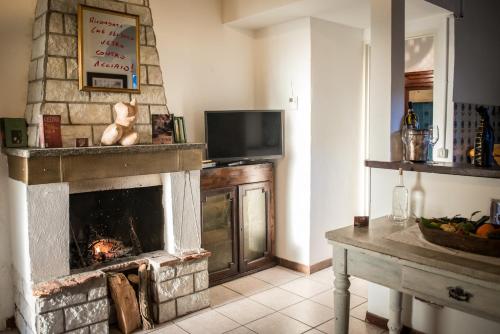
top-left (170, 267), bottom-right (370, 334)
top-left (213, 290), bottom-right (368, 333)
top-left (210, 271), bottom-right (342, 328)
top-left (121, 268), bottom-right (372, 334)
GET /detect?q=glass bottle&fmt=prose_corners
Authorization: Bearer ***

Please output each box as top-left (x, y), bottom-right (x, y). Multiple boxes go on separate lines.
top-left (392, 168), bottom-right (409, 222)
top-left (404, 101), bottom-right (419, 129)
top-left (410, 172), bottom-right (425, 219)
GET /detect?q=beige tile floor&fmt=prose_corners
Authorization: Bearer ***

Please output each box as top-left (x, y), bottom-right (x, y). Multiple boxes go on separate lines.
top-left (144, 266), bottom-right (387, 334)
top-left (0, 266), bottom-right (385, 334)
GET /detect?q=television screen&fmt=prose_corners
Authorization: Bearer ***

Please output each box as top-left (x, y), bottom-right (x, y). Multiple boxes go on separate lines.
top-left (205, 110), bottom-right (284, 161)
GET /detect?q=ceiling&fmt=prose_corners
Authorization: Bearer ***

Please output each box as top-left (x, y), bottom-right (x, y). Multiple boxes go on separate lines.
top-left (405, 0), bottom-right (451, 23)
top-left (313, 0), bottom-right (370, 29)
top-left (226, 0), bottom-right (451, 30)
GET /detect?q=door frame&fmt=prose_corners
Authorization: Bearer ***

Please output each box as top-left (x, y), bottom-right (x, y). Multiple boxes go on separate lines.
top-left (405, 70), bottom-right (434, 109)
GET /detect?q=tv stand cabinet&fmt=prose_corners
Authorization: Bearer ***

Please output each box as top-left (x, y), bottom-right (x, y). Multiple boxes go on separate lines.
top-left (201, 162), bottom-right (276, 285)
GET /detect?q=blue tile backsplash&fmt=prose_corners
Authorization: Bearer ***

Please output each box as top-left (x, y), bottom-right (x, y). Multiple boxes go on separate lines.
top-left (453, 103), bottom-right (500, 163)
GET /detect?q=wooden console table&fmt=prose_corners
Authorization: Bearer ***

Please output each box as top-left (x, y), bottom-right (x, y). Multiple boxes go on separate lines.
top-left (325, 217), bottom-right (500, 334)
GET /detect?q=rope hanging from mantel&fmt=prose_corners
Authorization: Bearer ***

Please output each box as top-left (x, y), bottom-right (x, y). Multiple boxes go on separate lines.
top-left (177, 171), bottom-right (202, 255)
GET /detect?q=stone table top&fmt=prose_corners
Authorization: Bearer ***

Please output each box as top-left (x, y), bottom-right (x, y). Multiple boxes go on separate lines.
top-left (325, 216), bottom-right (500, 284)
top-left (3, 143), bottom-right (206, 158)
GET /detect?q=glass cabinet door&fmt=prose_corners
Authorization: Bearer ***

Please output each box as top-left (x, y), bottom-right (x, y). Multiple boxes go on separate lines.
top-left (239, 182), bottom-right (272, 271)
top-left (201, 187), bottom-right (238, 281)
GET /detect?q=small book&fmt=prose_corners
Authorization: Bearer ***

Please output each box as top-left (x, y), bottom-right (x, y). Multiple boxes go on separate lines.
top-left (174, 116), bottom-right (187, 143)
top-left (40, 115), bottom-right (62, 148)
top-left (152, 114), bottom-right (174, 144)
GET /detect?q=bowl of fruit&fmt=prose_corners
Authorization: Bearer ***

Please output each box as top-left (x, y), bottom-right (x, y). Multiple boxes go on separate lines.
top-left (418, 212), bottom-right (500, 257)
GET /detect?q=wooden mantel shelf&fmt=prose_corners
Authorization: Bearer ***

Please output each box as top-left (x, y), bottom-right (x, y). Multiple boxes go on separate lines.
top-left (3, 143), bottom-right (205, 158)
top-left (3, 143), bottom-right (205, 185)
top-left (365, 160), bottom-right (500, 179)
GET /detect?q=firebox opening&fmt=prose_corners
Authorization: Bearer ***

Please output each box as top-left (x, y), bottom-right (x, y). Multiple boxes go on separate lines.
top-left (70, 186), bottom-right (164, 271)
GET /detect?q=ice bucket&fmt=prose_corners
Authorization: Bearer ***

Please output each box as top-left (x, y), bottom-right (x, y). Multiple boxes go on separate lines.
top-left (402, 128), bottom-right (438, 162)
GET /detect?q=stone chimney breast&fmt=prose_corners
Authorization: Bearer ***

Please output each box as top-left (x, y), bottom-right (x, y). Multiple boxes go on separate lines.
top-left (27, 0), bottom-right (167, 148)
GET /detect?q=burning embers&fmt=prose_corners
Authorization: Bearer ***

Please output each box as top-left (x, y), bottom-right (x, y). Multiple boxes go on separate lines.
top-left (90, 239), bottom-right (133, 263)
top-left (72, 217), bottom-right (145, 268)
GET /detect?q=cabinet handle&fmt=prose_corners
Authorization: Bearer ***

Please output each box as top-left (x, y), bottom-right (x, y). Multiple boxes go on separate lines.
top-left (447, 286), bottom-right (472, 302)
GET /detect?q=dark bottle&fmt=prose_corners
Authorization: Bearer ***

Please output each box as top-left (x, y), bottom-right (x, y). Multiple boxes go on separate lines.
top-left (404, 102), bottom-right (419, 129)
top-left (473, 106), bottom-right (495, 167)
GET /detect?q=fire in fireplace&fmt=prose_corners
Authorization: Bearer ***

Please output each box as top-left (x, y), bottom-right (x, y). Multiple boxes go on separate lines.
top-left (70, 186), bottom-right (165, 270)
top-left (90, 238), bottom-right (131, 263)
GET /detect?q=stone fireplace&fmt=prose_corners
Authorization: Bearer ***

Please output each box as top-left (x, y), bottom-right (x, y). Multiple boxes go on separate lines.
top-left (4, 0), bottom-right (213, 332)
top-left (6, 145), bottom-right (209, 333)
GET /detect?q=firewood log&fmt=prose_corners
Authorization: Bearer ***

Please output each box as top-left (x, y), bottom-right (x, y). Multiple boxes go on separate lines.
top-left (107, 273), bottom-right (141, 334)
top-left (127, 274), bottom-right (139, 285)
top-left (139, 264), bottom-right (154, 330)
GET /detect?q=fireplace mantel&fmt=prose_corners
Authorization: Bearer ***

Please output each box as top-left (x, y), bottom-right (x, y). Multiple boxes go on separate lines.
top-left (3, 143), bottom-right (205, 185)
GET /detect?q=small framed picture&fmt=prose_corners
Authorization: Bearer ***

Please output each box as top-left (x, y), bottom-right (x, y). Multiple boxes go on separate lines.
top-left (491, 199), bottom-right (500, 225)
top-left (76, 138), bottom-right (89, 147)
top-left (174, 116), bottom-right (187, 143)
top-left (87, 72), bottom-right (128, 89)
top-left (0, 118), bottom-right (27, 148)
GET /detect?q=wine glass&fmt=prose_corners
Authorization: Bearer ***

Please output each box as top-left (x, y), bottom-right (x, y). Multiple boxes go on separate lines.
top-left (426, 125), bottom-right (440, 164)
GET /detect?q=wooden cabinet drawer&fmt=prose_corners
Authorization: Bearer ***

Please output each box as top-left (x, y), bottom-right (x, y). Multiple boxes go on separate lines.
top-left (402, 266), bottom-right (500, 321)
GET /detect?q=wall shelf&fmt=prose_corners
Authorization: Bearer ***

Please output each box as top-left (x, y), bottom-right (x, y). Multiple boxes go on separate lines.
top-left (365, 160), bottom-right (500, 179)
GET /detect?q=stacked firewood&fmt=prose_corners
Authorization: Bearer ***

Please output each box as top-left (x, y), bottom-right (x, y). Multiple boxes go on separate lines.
top-left (108, 264), bottom-right (154, 334)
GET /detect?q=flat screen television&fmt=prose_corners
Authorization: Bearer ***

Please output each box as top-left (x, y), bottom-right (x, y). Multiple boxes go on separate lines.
top-left (205, 110), bottom-right (284, 162)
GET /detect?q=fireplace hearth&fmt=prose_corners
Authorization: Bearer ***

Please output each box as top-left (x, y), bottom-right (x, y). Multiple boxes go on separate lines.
top-left (5, 132), bottom-right (206, 333)
top-left (70, 186), bottom-right (164, 270)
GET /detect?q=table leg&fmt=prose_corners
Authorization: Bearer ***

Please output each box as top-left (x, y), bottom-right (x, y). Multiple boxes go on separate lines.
top-left (388, 289), bottom-right (403, 334)
top-left (333, 247), bottom-right (350, 334)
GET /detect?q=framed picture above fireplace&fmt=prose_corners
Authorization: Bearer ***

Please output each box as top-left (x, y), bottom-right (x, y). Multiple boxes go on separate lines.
top-left (78, 5), bottom-right (141, 93)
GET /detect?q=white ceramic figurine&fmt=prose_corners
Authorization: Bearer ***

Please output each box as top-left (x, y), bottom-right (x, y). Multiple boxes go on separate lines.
top-left (101, 99), bottom-right (139, 146)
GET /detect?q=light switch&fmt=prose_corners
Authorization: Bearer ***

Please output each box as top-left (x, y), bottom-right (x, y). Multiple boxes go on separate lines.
top-left (288, 96), bottom-right (298, 110)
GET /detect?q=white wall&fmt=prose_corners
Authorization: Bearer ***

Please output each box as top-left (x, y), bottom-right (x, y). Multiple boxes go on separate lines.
top-left (405, 36), bottom-right (434, 72)
top-left (309, 18), bottom-right (364, 264)
top-left (254, 17), bottom-right (365, 266)
top-left (0, 0), bottom-right (36, 119)
top-left (254, 18), bottom-right (312, 265)
top-left (0, 159), bottom-right (15, 330)
top-left (0, 0), bottom-right (36, 329)
top-left (150, 0), bottom-right (256, 143)
top-left (368, 0), bottom-right (392, 161)
top-left (367, 1), bottom-right (500, 333)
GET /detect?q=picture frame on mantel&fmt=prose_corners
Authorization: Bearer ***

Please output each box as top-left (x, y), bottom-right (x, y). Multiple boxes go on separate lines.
top-left (78, 5), bottom-right (141, 93)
